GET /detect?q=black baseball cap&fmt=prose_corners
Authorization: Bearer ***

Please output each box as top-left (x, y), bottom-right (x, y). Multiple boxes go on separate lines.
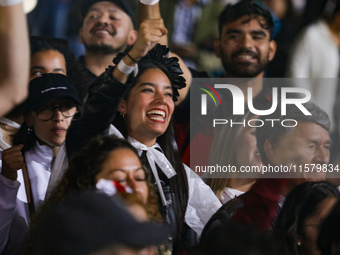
top-left (31, 191), bottom-right (171, 255)
top-left (25, 73), bottom-right (81, 113)
top-left (80, 0), bottom-right (135, 26)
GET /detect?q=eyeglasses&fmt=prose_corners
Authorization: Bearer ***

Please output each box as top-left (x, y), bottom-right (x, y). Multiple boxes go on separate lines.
top-left (35, 103), bottom-right (78, 121)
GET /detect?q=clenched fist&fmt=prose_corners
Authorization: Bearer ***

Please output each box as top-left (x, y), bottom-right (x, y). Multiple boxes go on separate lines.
top-left (1, 145), bottom-right (24, 181)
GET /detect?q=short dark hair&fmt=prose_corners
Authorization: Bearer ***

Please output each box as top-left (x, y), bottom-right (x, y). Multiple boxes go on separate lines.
top-left (256, 101), bottom-right (331, 164)
top-left (80, 0), bottom-right (135, 27)
top-left (30, 36), bottom-right (75, 77)
top-left (30, 36), bottom-right (92, 101)
top-left (218, 0), bottom-right (275, 39)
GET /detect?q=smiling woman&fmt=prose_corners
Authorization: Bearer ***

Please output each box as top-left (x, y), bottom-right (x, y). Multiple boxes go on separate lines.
top-left (66, 42), bottom-right (221, 252)
top-left (117, 66), bottom-right (175, 147)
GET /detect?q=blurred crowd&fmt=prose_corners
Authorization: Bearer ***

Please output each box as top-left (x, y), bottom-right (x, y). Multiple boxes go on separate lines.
top-left (1, 0), bottom-right (340, 255)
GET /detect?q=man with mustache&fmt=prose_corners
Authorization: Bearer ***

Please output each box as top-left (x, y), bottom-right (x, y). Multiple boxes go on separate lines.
top-left (77, 0), bottom-right (191, 104)
top-left (215, 1), bottom-right (276, 81)
top-left (200, 102), bottom-right (332, 237)
top-left (180, 0), bottom-right (277, 165)
top-left (78, 0), bottom-right (137, 78)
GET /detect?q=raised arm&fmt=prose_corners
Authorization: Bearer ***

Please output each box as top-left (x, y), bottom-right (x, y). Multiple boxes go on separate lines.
top-left (0, 1), bottom-right (29, 117)
top-left (138, 0), bottom-right (191, 105)
top-left (66, 18), bottom-right (167, 158)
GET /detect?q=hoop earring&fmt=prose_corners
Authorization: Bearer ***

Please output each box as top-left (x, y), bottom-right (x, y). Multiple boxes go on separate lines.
top-left (27, 127), bottom-right (33, 135)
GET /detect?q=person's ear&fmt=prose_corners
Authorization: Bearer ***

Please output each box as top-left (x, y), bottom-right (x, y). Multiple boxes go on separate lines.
top-left (127, 30), bottom-right (138, 47)
top-left (214, 38), bottom-right (222, 58)
top-left (264, 139), bottom-right (275, 162)
top-left (118, 100), bottom-right (127, 115)
top-left (268, 40), bottom-right (277, 61)
top-left (78, 27), bottom-right (84, 44)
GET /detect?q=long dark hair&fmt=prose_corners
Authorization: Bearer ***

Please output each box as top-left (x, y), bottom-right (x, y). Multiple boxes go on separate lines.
top-left (113, 61), bottom-right (189, 247)
top-left (273, 181), bottom-right (340, 255)
top-left (318, 199), bottom-right (340, 255)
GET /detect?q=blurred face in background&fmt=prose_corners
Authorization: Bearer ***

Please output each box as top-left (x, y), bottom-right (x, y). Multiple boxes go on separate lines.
top-left (235, 115), bottom-right (262, 169)
top-left (79, 1), bottom-right (136, 55)
top-left (30, 50), bottom-right (66, 80)
top-left (215, 15), bottom-right (276, 78)
top-left (266, 122), bottom-right (330, 180)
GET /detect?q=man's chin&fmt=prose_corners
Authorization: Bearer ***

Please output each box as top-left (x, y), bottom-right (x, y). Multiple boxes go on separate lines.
top-left (304, 172), bottom-right (327, 182)
top-left (223, 61), bottom-right (267, 78)
top-left (224, 66), bottom-right (263, 78)
top-left (84, 43), bottom-right (120, 55)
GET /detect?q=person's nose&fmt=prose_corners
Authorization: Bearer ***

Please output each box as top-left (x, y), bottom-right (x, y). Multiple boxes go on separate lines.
top-left (126, 175), bottom-right (138, 192)
top-left (240, 34), bottom-right (254, 49)
top-left (154, 91), bottom-right (167, 105)
top-left (53, 108), bottom-right (64, 122)
top-left (97, 13), bottom-right (110, 26)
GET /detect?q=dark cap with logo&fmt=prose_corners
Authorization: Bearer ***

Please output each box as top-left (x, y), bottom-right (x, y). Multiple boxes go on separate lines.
top-left (80, 0), bottom-right (135, 26)
top-left (25, 73), bottom-right (81, 113)
top-left (31, 191), bottom-right (171, 255)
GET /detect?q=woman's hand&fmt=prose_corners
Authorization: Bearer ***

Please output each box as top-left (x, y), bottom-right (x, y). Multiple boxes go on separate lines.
top-left (129, 18), bottom-right (167, 61)
top-left (113, 18), bottom-right (167, 82)
top-left (1, 145), bottom-right (24, 181)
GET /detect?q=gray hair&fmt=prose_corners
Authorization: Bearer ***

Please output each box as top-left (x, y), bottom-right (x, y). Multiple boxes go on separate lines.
top-left (256, 101), bottom-right (331, 164)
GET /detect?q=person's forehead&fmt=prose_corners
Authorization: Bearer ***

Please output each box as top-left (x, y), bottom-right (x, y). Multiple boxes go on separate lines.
top-left (277, 122), bottom-right (330, 144)
top-left (293, 122), bottom-right (329, 136)
top-left (31, 50), bottom-right (65, 62)
top-left (223, 15), bottom-right (270, 32)
top-left (276, 129), bottom-right (301, 146)
top-left (106, 149), bottom-right (141, 166)
top-left (134, 69), bottom-right (172, 88)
